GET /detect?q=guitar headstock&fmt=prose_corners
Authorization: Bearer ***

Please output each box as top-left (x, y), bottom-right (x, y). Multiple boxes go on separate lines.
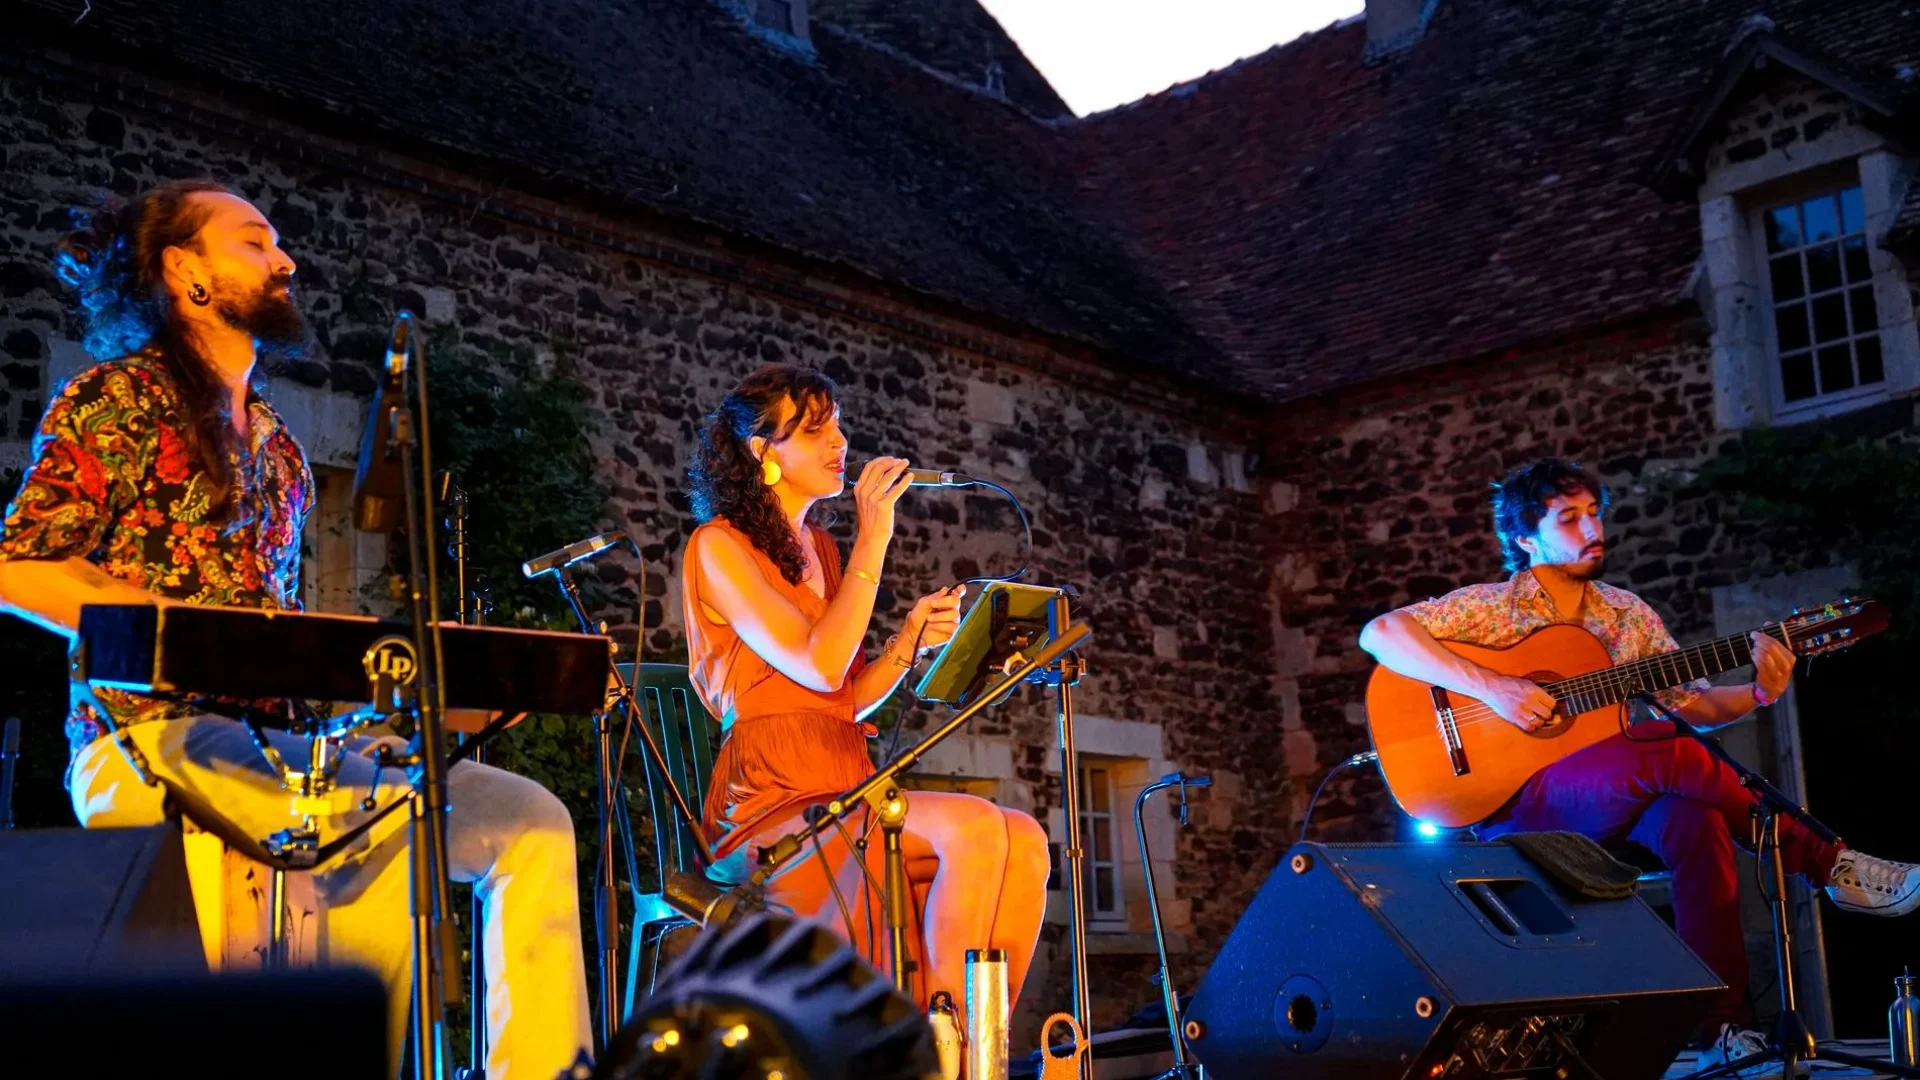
top-left (1779, 596), bottom-right (1890, 658)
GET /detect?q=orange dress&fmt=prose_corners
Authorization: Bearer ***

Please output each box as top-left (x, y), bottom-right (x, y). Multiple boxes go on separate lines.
top-left (685, 518), bottom-right (932, 996)
top-left (685, 518), bottom-right (876, 870)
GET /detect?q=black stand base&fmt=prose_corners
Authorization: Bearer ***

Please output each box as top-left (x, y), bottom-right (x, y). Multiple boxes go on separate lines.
top-left (1630, 694), bottom-right (1920, 1080)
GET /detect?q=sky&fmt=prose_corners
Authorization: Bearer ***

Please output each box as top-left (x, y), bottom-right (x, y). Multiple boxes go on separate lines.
top-left (978, 0), bottom-right (1367, 116)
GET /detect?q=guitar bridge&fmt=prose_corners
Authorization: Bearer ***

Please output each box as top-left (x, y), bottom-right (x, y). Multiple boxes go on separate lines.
top-left (1432, 687), bottom-right (1471, 776)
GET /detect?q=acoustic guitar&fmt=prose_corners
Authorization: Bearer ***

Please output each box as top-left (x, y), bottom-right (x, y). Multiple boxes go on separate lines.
top-left (1365, 597), bottom-right (1889, 828)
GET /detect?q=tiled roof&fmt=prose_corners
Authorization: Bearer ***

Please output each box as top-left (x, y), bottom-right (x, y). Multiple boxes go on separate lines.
top-left (17, 0), bottom-right (1920, 403)
top-left (1063, 0), bottom-right (1920, 401)
top-left (811, 0), bottom-right (1070, 118)
top-left (11, 0), bottom-right (1225, 386)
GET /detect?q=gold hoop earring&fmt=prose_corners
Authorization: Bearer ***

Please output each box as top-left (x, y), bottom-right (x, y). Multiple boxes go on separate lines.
top-left (761, 459), bottom-right (782, 487)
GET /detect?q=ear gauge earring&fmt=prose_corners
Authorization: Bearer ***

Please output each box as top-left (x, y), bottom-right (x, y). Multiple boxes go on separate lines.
top-left (761, 459), bottom-right (782, 487)
top-left (188, 282), bottom-right (211, 307)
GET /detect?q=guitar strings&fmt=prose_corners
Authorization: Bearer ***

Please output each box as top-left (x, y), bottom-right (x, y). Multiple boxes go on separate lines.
top-left (1401, 625), bottom-right (1786, 737)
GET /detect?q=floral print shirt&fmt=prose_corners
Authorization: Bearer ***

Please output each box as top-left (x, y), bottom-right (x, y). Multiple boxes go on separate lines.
top-left (1400, 569), bottom-right (1708, 711)
top-left (0, 352), bottom-right (313, 754)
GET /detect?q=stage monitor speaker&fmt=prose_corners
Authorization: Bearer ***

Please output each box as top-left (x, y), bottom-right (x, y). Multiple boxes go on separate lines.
top-left (0, 967), bottom-right (389, 1075)
top-left (0, 824), bottom-right (204, 977)
top-left (1185, 841), bottom-right (1724, 1080)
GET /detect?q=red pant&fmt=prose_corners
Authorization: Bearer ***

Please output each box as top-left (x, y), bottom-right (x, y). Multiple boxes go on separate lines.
top-left (1477, 723), bottom-right (1841, 1027)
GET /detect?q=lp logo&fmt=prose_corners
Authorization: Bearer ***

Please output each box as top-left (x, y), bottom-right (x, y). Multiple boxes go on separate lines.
top-left (363, 635), bottom-right (420, 687)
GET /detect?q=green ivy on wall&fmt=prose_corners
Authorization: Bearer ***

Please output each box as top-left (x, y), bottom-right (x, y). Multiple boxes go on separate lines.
top-left (1700, 427), bottom-right (1920, 644)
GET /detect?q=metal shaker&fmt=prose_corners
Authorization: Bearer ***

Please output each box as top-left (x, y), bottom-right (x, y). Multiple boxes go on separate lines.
top-left (967, 947), bottom-right (1010, 1080)
top-left (1894, 967), bottom-right (1920, 1067)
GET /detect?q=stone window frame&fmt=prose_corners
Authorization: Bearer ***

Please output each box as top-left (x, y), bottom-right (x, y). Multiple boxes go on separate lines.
top-left (1748, 169), bottom-right (1889, 419)
top-left (1051, 757), bottom-right (1128, 927)
top-left (1703, 149), bottom-right (1920, 430)
top-left (1042, 715), bottom-right (1188, 946)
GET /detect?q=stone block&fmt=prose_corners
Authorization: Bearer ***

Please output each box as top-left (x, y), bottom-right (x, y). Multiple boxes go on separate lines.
top-left (1186, 442), bottom-right (1216, 486)
top-left (965, 377), bottom-right (1016, 425)
top-left (1151, 625), bottom-right (1179, 659)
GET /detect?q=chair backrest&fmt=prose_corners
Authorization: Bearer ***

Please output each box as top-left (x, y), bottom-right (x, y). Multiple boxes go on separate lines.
top-left (615, 663), bottom-right (719, 878)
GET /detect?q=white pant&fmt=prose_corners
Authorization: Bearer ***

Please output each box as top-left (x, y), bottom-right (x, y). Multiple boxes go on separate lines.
top-left (69, 716), bottom-right (592, 1080)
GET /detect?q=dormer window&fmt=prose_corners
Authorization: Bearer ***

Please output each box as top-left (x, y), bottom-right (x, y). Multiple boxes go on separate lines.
top-left (1759, 184), bottom-right (1884, 410)
top-left (1654, 27), bottom-right (1918, 430)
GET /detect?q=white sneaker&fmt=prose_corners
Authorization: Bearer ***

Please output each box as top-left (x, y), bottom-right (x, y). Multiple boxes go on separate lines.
top-left (1692, 1025), bottom-right (1799, 1079)
top-left (1827, 849), bottom-right (1920, 916)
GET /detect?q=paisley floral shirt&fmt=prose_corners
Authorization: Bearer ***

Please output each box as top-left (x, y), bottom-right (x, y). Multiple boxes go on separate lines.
top-left (1400, 569), bottom-right (1708, 711)
top-left (0, 351), bottom-right (313, 754)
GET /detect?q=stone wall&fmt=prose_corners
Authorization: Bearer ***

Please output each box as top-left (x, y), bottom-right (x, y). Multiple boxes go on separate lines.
top-left (0, 62), bottom-right (1280, 1038)
top-left (1260, 315), bottom-right (1892, 829)
top-left (1705, 71), bottom-right (1869, 181)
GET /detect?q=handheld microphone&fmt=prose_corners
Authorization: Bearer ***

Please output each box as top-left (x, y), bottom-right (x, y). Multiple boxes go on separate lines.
top-left (521, 530), bottom-right (630, 578)
top-left (350, 311), bottom-right (414, 532)
top-left (848, 461), bottom-right (977, 487)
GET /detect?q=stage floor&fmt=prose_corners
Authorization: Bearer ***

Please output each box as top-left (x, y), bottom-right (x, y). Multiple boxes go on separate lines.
top-left (1664, 1039), bottom-right (1906, 1078)
top-left (1010, 1032), bottom-right (1909, 1079)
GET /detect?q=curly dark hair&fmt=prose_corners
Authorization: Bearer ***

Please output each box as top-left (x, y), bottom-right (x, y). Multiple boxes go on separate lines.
top-left (52, 178), bottom-right (249, 517)
top-left (688, 364), bottom-right (840, 585)
top-left (1490, 457), bottom-right (1611, 573)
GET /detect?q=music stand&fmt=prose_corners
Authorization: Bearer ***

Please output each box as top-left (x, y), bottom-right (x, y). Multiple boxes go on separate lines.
top-left (746, 587), bottom-right (1091, 1017)
top-left (916, 582), bottom-right (1097, 1079)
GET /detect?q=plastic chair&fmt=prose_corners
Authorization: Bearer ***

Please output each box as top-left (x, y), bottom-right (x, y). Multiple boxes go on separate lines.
top-left (615, 662), bottom-right (720, 1020)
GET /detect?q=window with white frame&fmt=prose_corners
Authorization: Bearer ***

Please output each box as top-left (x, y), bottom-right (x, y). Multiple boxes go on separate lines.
top-left (1761, 184), bottom-right (1885, 410)
top-left (1049, 761), bottom-right (1125, 925)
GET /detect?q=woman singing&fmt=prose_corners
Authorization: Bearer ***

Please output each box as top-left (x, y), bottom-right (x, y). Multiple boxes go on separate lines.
top-left (684, 363), bottom-right (1050, 1018)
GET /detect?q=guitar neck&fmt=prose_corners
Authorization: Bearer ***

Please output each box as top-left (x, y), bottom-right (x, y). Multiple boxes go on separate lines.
top-left (1541, 624), bottom-right (1784, 711)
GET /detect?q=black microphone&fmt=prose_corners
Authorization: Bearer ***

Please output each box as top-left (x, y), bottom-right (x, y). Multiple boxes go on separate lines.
top-left (351, 312), bottom-right (414, 532)
top-left (521, 530), bottom-right (630, 578)
top-left (847, 461), bottom-right (977, 487)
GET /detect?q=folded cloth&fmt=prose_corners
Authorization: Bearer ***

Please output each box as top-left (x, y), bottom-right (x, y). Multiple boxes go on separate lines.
top-left (1496, 830), bottom-right (1643, 900)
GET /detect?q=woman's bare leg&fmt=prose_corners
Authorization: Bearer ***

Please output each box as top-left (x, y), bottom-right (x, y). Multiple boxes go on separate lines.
top-left (987, 807), bottom-right (1051, 1001)
top-left (898, 791), bottom-right (1012, 1016)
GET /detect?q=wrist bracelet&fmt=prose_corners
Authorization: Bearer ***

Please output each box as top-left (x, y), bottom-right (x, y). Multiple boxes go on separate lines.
top-left (848, 567), bottom-right (879, 587)
top-left (1753, 682), bottom-right (1777, 707)
top-left (884, 634), bottom-right (914, 669)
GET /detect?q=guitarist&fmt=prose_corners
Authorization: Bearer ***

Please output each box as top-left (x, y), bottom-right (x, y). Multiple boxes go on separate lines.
top-left (1359, 457), bottom-right (1918, 1062)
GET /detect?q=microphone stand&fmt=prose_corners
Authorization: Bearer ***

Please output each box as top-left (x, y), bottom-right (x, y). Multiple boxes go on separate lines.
top-left (542, 557), bottom-right (715, 1048)
top-left (549, 567), bottom-right (621, 1050)
top-left (357, 311), bottom-right (462, 1080)
top-left (1136, 772), bottom-right (1210, 1080)
top-left (1633, 694), bottom-right (1920, 1080)
top-left (745, 621), bottom-right (1093, 991)
top-left (0, 717), bottom-right (18, 831)
top-left (1043, 591), bottom-right (1096, 1080)
top-left (445, 481), bottom-right (489, 1080)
